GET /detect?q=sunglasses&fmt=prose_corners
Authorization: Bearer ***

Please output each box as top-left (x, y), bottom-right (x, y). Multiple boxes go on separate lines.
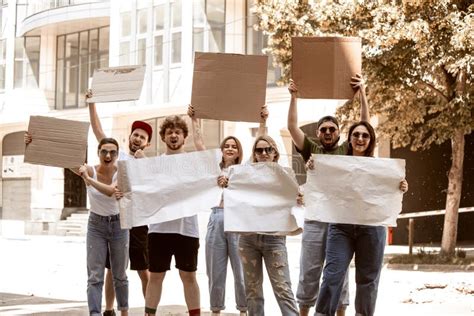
top-left (352, 132), bottom-right (370, 139)
top-left (255, 146), bottom-right (275, 155)
top-left (99, 149), bottom-right (118, 157)
top-left (319, 127), bottom-right (337, 133)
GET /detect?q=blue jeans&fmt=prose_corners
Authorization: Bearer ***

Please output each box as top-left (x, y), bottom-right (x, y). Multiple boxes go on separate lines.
top-left (206, 207), bottom-right (247, 312)
top-left (86, 212), bottom-right (130, 316)
top-left (297, 220), bottom-right (349, 312)
top-left (239, 234), bottom-right (298, 316)
top-left (315, 224), bottom-right (386, 316)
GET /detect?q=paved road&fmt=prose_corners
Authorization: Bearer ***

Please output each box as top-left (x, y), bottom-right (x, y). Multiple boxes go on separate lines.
top-left (1, 213), bottom-right (473, 315)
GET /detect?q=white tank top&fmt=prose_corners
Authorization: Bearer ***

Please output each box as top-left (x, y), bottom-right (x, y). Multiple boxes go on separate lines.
top-left (86, 166), bottom-right (119, 216)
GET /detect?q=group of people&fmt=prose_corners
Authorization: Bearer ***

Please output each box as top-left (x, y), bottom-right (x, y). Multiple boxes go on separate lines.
top-left (24, 74), bottom-right (408, 316)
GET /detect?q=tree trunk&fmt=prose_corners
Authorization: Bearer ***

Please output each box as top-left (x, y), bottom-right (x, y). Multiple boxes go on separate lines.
top-left (440, 129), bottom-right (465, 257)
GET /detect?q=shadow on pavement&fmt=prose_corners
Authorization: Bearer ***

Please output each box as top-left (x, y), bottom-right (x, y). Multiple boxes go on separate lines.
top-left (0, 293), bottom-right (240, 315)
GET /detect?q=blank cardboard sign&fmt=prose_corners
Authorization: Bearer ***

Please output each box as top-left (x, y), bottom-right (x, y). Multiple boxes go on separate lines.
top-left (87, 65), bottom-right (145, 103)
top-left (191, 52), bottom-right (268, 122)
top-left (24, 116), bottom-right (89, 168)
top-left (292, 37), bottom-right (361, 99)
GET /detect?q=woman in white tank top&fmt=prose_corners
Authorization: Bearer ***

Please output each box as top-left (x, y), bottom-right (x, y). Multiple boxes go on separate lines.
top-left (78, 138), bottom-right (130, 316)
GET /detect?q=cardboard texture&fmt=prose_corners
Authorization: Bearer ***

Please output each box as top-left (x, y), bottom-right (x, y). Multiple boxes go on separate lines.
top-left (191, 52), bottom-right (268, 122)
top-left (24, 116), bottom-right (89, 168)
top-left (87, 65), bottom-right (145, 103)
top-left (291, 37), bottom-right (361, 99)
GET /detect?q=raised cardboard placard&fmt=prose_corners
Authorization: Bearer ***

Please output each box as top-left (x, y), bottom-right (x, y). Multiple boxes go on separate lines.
top-left (24, 116), bottom-right (89, 168)
top-left (191, 52), bottom-right (268, 122)
top-left (87, 65), bottom-right (146, 103)
top-left (292, 37), bottom-right (362, 99)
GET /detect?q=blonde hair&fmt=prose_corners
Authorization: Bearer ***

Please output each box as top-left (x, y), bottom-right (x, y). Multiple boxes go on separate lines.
top-left (252, 135), bottom-right (280, 163)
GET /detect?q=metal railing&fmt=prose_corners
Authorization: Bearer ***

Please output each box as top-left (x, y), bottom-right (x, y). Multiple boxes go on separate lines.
top-left (25, 0), bottom-right (108, 17)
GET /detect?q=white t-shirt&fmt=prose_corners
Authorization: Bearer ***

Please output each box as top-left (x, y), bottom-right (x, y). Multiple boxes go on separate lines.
top-left (119, 150), bottom-right (133, 162)
top-left (125, 151), bottom-right (199, 238)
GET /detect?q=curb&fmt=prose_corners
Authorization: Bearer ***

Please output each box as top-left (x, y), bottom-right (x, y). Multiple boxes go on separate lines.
top-left (387, 263), bottom-right (474, 272)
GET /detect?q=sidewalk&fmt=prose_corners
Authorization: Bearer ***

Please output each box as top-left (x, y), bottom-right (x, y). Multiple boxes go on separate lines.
top-left (1, 216), bottom-right (473, 315)
top-left (0, 293), bottom-right (237, 316)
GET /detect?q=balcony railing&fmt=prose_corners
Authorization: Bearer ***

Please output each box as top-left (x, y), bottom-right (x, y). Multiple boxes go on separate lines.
top-left (25, 0), bottom-right (108, 17)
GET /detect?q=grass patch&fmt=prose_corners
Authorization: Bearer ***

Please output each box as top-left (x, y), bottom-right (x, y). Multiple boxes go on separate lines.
top-left (388, 248), bottom-right (474, 265)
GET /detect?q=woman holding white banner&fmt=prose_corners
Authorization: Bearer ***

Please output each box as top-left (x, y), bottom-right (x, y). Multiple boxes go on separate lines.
top-left (24, 134), bottom-right (130, 315)
top-left (79, 138), bottom-right (130, 316)
top-left (189, 104), bottom-right (266, 315)
top-left (236, 135), bottom-right (299, 316)
top-left (314, 121), bottom-right (408, 316)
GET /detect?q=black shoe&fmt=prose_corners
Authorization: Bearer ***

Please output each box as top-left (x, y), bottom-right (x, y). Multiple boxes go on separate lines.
top-left (103, 310), bottom-right (116, 316)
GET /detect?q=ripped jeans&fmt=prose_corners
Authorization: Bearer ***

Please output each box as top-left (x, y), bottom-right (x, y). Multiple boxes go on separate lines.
top-left (239, 234), bottom-right (298, 316)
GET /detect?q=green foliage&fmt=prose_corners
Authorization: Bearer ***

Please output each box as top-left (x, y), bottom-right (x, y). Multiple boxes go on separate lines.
top-left (254, 0), bottom-right (473, 150)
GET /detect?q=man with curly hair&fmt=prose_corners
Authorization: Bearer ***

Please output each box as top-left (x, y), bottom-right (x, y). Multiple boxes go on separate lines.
top-left (144, 115), bottom-right (202, 316)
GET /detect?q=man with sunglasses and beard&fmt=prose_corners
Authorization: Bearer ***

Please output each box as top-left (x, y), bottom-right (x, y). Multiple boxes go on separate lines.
top-left (87, 90), bottom-right (151, 316)
top-left (287, 74), bottom-right (369, 316)
top-left (144, 115), bottom-right (201, 316)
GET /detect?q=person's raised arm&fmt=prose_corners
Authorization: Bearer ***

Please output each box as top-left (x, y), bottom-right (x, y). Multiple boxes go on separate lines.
top-left (86, 89), bottom-right (106, 142)
top-left (24, 132), bottom-right (32, 145)
top-left (351, 74), bottom-right (369, 122)
top-left (287, 79), bottom-right (305, 151)
top-left (78, 164), bottom-right (116, 196)
top-left (187, 104), bottom-right (206, 151)
top-left (256, 105), bottom-right (269, 138)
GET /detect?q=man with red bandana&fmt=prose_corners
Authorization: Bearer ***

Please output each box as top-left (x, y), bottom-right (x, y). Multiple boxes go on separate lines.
top-left (87, 90), bottom-right (151, 316)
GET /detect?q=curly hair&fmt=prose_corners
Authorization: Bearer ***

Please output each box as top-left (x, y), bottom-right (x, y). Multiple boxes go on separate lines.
top-left (159, 115), bottom-right (189, 140)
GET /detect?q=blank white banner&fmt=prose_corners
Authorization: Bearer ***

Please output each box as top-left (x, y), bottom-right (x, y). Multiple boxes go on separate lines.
top-left (304, 154), bottom-right (405, 226)
top-left (224, 162), bottom-right (304, 235)
top-left (118, 149), bottom-right (222, 229)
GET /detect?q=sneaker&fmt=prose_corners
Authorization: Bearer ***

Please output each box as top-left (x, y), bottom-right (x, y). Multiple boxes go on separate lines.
top-left (103, 310), bottom-right (116, 316)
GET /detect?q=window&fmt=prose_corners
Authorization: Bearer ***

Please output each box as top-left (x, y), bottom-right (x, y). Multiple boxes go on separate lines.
top-left (137, 38), bottom-right (146, 65)
top-left (119, 42), bottom-right (130, 66)
top-left (170, 0), bottom-right (182, 64)
top-left (152, 1), bottom-right (182, 66)
top-left (56, 26), bottom-right (109, 109)
top-left (171, 32), bottom-right (181, 64)
top-left (121, 12), bottom-right (131, 37)
top-left (246, 0), bottom-right (281, 85)
top-left (0, 39), bottom-right (5, 90)
top-left (14, 36), bottom-right (41, 89)
top-left (119, 12), bottom-right (131, 65)
top-left (0, 5), bottom-right (5, 91)
top-left (154, 35), bottom-right (163, 66)
top-left (153, 4), bottom-right (165, 67)
top-left (193, 0), bottom-right (225, 54)
top-left (136, 9), bottom-right (148, 65)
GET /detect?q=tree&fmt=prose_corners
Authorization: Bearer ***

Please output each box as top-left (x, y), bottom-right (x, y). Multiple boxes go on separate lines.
top-left (254, 0), bottom-right (473, 256)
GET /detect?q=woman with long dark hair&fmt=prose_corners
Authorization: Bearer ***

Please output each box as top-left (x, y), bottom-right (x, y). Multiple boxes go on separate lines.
top-left (314, 121), bottom-right (408, 316)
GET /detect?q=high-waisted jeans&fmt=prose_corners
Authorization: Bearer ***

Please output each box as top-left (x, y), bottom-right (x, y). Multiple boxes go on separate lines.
top-left (86, 212), bottom-right (129, 316)
top-left (206, 207), bottom-right (247, 312)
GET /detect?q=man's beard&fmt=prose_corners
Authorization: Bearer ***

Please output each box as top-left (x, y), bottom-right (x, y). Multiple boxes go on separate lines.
top-left (129, 142), bottom-right (145, 153)
top-left (166, 141), bottom-right (184, 151)
top-left (321, 136), bottom-right (340, 150)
